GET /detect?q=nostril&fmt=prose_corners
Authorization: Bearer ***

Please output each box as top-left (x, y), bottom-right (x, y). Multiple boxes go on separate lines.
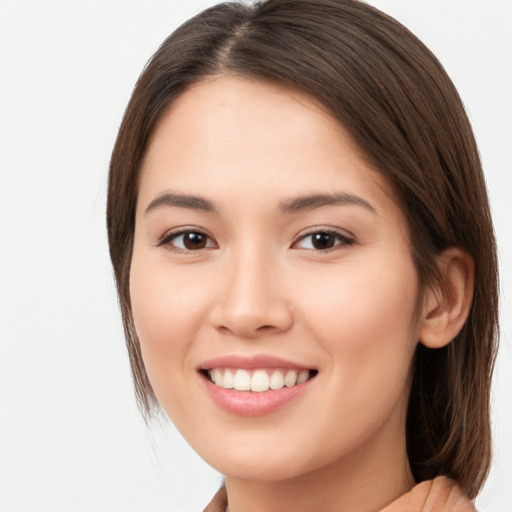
top-left (257, 325), bottom-right (275, 331)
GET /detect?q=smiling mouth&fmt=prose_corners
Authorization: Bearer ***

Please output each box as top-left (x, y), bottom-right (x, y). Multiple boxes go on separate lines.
top-left (201, 368), bottom-right (318, 393)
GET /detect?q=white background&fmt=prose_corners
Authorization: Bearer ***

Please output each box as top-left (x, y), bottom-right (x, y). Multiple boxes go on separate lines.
top-left (0, 1), bottom-right (510, 511)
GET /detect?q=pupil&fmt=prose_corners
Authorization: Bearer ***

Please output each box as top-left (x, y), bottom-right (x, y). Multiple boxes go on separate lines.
top-left (313, 232), bottom-right (334, 249)
top-left (184, 232), bottom-right (206, 250)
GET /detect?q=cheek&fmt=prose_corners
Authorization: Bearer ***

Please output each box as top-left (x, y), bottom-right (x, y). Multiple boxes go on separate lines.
top-left (286, 257), bottom-right (420, 462)
top-left (130, 247), bottom-right (211, 339)
top-left (302, 254), bottom-right (420, 385)
top-left (128, 252), bottom-right (210, 407)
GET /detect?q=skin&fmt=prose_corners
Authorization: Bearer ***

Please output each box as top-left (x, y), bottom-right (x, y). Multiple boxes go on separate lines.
top-left (129, 76), bottom-right (471, 512)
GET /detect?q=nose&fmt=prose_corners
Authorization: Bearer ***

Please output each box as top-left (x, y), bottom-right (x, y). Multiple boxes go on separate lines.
top-left (209, 249), bottom-right (294, 339)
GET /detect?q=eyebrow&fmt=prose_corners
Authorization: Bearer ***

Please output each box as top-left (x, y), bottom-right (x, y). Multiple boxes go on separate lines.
top-left (279, 192), bottom-right (376, 214)
top-left (145, 192), bottom-right (217, 215)
top-left (144, 191), bottom-right (376, 216)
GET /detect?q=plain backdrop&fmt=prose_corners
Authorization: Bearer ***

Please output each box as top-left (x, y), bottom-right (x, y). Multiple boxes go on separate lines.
top-left (0, 1), bottom-right (511, 511)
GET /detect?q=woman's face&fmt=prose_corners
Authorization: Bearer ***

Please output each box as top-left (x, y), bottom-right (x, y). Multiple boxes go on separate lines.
top-left (130, 76), bottom-right (421, 483)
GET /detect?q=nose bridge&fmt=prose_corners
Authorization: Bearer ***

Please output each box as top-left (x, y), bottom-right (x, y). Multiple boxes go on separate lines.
top-left (213, 238), bottom-right (292, 337)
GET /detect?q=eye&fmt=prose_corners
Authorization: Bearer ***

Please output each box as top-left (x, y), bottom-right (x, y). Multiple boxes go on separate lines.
top-left (159, 229), bottom-right (217, 251)
top-left (293, 230), bottom-right (354, 251)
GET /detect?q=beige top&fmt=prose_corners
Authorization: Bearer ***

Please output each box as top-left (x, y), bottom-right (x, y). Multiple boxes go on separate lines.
top-left (203, 476), bottom-right (477, 512)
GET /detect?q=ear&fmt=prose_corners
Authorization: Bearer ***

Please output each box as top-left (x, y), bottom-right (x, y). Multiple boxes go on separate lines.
top-left (419, 248), bottom-right (474, 349)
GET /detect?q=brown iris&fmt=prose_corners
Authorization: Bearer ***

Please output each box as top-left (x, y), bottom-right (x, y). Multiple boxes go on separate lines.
top-left (310, 232), bottom-right (337, 250)
top-left (182, 232), bottom-right (208, 250)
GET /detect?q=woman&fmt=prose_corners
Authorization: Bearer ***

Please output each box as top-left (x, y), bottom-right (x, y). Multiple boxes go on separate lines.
top-left (107, 1), bottom-right (499, 510)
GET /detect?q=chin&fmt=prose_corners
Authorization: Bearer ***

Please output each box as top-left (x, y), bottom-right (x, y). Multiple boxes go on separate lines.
top-left (209, 452), bottom-right (311, 483)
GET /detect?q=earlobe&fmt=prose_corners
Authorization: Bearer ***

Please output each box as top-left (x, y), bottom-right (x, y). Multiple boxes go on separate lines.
top-left (419, 248), bottom-right (474, 349)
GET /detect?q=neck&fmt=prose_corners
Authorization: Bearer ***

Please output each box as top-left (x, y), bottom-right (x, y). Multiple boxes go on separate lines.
top-left (224, 413), bottom-right (415, 512)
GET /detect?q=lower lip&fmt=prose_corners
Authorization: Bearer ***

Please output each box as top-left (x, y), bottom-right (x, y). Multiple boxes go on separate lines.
top-left (200, 374), bottom-right (314, 416)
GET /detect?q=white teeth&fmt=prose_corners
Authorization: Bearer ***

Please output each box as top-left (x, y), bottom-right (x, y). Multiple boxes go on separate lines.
top-left (212, 368), bottom-right (223, 387)
top-left (297, 370), bottom-right (309, 384)
top-left (222, 369), bottom-right (234, 389)
top-left (251, 370), bottom-right (270, 392)
top-left (233, 369), bottom-right (251, 391)
top-left (209, 368), bottom-right (313, 391)
top-left (269, 370), bottom-right (284, 390)
top-left (284, 370), bottom-right (298, 387)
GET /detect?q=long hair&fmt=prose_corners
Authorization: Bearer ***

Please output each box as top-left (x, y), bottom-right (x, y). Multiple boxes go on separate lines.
top-left (107, 0), bottom-right (498, 497)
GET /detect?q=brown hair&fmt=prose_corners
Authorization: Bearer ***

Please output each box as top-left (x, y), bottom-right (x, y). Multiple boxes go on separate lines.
top-left (107, 0), bottom-right (498, 498)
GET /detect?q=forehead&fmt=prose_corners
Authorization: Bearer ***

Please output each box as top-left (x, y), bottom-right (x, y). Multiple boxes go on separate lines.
top-left (138, 76), bottom-right (399, 219)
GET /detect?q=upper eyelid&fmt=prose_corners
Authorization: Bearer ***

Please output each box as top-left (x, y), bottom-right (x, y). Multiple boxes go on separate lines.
top-left (157, 227), bottom-right (216, 246)
top-left (294, 226), bottom-right (355, 241)
top-left (291, 228), bottom-right (356, 251)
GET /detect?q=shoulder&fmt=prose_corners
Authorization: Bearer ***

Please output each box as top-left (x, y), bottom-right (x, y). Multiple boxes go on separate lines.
top-left (380, 476), bottom-right (477, 512)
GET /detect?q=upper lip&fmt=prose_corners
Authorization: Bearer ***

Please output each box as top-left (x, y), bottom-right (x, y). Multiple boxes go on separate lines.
top-left (200, 354), bottom-right (314, 371)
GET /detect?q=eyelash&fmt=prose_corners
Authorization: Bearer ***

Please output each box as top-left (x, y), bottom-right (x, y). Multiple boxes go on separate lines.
top-left (292, 229), bottom-right (355, 252)
top-left (157, 228), bottom-right (355, 253)
top-left (158, 228), bottom-right (217, 252)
